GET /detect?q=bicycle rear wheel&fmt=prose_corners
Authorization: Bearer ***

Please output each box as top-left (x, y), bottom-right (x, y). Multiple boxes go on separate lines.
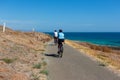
top-left (54, 39), bottom-right (57, 45)
top-left (59, 46), bottom-right (63, 57)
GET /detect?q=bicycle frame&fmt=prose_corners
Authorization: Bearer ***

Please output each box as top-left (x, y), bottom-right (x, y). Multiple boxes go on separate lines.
top-left (58, 43), bottom-right (64, 57)
top-left (54, 37), bottom-right (58, 45)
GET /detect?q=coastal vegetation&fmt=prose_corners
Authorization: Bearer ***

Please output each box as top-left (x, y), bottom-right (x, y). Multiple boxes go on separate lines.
top-left (1, 58), bottom-right (17, 64)
top-left (40, 70), bottom-right (49, 76)
top-left (33, 63), bottom-right (42, 69)
top-left (0, 25), bottom-right (51, 80)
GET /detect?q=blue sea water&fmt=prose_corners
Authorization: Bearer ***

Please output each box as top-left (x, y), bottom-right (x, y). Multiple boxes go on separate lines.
top-left (46, 32), bottom-right (120, 47)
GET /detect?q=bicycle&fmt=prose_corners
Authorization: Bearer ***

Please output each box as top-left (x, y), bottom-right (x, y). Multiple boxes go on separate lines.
top-left (54, 37), bottom-right (58, 45)
top-left (58, 42), bottom-right (64, 58)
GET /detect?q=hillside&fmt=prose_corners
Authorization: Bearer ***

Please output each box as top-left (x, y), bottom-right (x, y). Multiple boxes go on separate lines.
top-left (0, 25), bottom-right (52, 80)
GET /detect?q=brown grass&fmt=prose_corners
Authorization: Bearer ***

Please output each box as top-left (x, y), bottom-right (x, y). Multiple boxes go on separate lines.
top-left (89, 44), bottom-right (112, 52)
top-left (0, 26), bottom-right (52, 80)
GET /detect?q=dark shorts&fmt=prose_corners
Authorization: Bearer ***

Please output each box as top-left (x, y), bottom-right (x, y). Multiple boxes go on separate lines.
top-left (54, 36), bottom-right (58, 39)
top-left (58, 39), bottom-right (64, 44)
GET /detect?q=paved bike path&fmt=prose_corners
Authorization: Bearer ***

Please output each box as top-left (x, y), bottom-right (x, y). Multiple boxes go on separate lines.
top-left (45, 42), bottom-right (120, 80)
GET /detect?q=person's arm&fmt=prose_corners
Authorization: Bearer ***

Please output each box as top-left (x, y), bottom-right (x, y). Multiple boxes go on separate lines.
top-left (63, 40), bottom-right (65, 44)
top-left (58, 33), bottom-right (59, 39)
top-left (63, 33), bottom-right (65, 44)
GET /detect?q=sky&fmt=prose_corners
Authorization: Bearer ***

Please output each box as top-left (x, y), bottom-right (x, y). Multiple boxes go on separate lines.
top-left (0, 0), bottom-right (120, 32)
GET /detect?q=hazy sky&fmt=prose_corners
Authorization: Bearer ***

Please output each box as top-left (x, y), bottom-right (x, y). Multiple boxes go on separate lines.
top-left (0, 0), bottom-right (120, 32)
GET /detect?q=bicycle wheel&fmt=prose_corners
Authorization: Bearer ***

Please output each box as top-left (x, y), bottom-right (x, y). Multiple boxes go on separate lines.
top-left (59, 46), bottom-right (63, 57)
top-left (54, 39), bottom-right (57, 45)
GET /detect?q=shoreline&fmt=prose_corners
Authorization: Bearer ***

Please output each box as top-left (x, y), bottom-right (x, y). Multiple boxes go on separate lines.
top-left (45, 32), bottom-right (120, 48)
top-left (71, 40), bottom-right (120, 49)
top-left (65, 40), bottom-right (120, 76)
top-left (73, 40), bottom-right (120, 51)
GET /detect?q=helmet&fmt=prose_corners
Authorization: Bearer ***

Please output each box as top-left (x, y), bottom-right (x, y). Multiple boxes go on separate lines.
top-left (59, 29), bottom-right (63, 32)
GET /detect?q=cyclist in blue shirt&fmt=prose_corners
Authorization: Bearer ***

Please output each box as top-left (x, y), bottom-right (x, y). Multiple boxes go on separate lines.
top-left (58, 29), bottom-right (65, 54)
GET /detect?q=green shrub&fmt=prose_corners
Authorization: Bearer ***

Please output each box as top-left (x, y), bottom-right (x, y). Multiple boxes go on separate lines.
top-left (2, 58), bottom-right (17, 64)
top-left (32, 74), bottom-right (40, 80)
top-left (42, 61), bottom-right (47, 66)
top-left (40, 70), bottom-right (49, 75)
top-left (33, 63), bottom-right (41, 69)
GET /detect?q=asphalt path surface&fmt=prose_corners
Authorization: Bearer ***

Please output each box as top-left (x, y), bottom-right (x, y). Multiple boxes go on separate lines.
top-left (45, 42), bottom-right (120, 80)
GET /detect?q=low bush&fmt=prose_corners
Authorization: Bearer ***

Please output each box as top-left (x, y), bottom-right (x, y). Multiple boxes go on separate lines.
top-left (33, 63), bottom-right (41, 69)
top-left (40, 70), bottom-right (49, 75)
top-left (2, 58), bottom-right (17, 64)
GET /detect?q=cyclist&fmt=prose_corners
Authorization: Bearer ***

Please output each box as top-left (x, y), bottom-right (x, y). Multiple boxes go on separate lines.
top-left (54, 30), bottom-right (58, 45)
top-left (58, 29), bottom-right (65, 54)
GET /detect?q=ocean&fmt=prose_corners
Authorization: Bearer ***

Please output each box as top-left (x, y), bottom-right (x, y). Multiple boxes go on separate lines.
top-left (46, 32), bottom-right (120, 47)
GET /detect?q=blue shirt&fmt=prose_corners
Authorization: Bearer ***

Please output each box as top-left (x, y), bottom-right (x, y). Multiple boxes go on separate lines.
top-left (58, 32), bottom-right (64, 39)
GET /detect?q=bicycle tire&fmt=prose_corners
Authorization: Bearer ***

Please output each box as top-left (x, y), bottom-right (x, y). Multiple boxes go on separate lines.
top-left (59, 46), bottom-right (63, 57)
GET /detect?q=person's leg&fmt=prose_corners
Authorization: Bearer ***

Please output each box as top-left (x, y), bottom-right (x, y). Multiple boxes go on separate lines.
top-left (58, 39), bottom-right (61, 53)
top-left (54, 36), bottom-right (55, 43)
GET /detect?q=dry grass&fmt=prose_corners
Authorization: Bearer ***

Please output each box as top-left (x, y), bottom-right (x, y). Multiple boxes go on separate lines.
top-left (0, 26), bottom-right (52, 80)
top-left (66, 40), bottom-right (120, 71)
top-left (89, 45), bottom-right (112, 52)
